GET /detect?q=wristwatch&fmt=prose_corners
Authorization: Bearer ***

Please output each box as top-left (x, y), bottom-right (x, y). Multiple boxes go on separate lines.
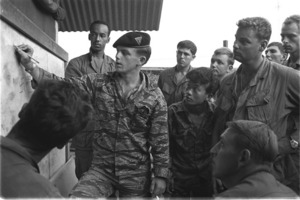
top-left (290, 137), bottom-right (299, 149)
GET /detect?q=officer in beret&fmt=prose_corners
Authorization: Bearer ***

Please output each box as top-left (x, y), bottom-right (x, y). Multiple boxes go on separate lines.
top-left (15, 32), bottom-right (169, 198)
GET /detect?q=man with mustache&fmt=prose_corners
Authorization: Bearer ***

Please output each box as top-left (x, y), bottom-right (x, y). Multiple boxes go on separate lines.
top-left (158, 40), bottom-right (197, 106)
top-left (212, 16), bottom-right (300, 195)
top-left (65, 20), bottom-right (115, 179)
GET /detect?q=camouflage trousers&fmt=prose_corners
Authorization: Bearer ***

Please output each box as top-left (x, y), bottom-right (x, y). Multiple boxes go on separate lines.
top-left (70, 168), bottom-right (151, 198)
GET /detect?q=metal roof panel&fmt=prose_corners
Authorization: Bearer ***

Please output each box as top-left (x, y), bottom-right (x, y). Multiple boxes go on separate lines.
top-left (58, 0), bottom-right (164, 32)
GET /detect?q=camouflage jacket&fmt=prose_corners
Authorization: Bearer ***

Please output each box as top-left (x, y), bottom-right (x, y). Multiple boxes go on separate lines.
top-left (35, 69), bottom-right (170, 178)
top-left (65, 52), bottom-right (115, 150)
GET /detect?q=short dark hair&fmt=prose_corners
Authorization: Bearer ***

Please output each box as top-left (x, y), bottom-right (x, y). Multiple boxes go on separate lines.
top-left (227, 120), bottom-right (278, 164)
top-left (213, 47), bottom-right (235, 65)
top-left (18, 80), bottom-right (93, 151)
top-left (237, 17), bottom-right (272, 42)
top-left (267, 42), bottom-right (285, 54)
top-left (89, 20), bottom-right (111, 36)
top-left (135, 46), bottom-right (152, 64)
top-left (186, 67), bottom-right (219, 96)
top-left (177, 40), bottom-right (197, 55)
top-left (283, 15), bottom-right (300, 30)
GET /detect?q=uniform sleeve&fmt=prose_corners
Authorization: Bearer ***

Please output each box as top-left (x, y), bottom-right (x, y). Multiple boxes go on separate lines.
top-left (167, 106), bottom-right (175, 162)
top-left (35, 66), bottom-right (96, 97)
top-left (278, 69), bottom-right (300, 154)
top-left (149, 91), bottom-right (170, 179)
top-left (65, 59), bottom-right (83, 78)
top-left (157, 71), bottom-right (164, 91)
top-left (285, 69), bottom-right (300, 110)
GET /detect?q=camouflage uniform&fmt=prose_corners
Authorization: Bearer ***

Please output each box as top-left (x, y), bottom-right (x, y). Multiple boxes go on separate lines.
top-left (168, 101), bottom-right (214, 197)
top-left (65, 51), bottom-right (115, 179)
top-left (158, 65), bottom-right (194, 106)
top-left (33, 68), bottom-right (170, 198)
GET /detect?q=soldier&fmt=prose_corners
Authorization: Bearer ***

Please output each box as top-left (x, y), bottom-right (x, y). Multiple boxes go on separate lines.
top-left (281, 15), bottom-right (300, 70)
top-left (158, 40), bottom-right (197, 106)
top-left (265, 42), bottom-right (287, 64)
top-left (65, 20), bottom-right (115, 179)
top-left (15, 31), bottom-right (169, 198)
top-left (212, 17), bottom-right (300, 195)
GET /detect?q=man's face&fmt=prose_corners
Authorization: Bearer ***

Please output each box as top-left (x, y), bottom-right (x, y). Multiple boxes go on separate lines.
top-left (233, 28), bottom-right (262, 64)
top-left (115, 47), bottom-right (142, 74)
top-left (265, 45), bottom-right (286, 64)
top-left (210, 128), bottom-right (240, 180)
top-left (184, 83), bottom-right (208, 105)
top-left (176, 48), bottom-right (195, 69)
top-left (210, 54), bottom-right (232, 79)
top-left (281, 22), bottom-right (300, 55)
top-left (89, 24), bottom-right (110, 52)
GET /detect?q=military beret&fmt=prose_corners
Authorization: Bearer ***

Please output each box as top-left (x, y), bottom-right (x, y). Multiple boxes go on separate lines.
top-left (113, 32), bottom-right (150, 48)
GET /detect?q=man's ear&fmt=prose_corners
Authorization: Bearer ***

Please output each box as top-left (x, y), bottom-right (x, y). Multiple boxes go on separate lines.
top-left (139, 56), bottom-right (147, 66)
top-left (192, 55), bottom-right (196, 60)
top-left (282, 53), bottom-right (288, 62)
top-left (227, 64), bottom-right (233, 72)
top-left (107, 36), bottom-right (110, 43)
top-left (259, 40), bottom-right (268, 52)
top-left (238, 149), bottom-right (251, 166)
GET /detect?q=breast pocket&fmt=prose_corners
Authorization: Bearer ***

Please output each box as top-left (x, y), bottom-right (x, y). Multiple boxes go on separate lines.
top-left (246, 90), bottom-right (271, 124)
top-left (130, 105), bottom-right (152, 132)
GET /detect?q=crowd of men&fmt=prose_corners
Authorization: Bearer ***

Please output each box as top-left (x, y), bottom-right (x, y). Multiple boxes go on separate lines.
top-left (0, 14), bottom-right (299, 199)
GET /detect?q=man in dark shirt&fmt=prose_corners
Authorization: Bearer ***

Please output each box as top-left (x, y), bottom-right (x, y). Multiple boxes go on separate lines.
top-left (168, 67), bottom-right (219, 198)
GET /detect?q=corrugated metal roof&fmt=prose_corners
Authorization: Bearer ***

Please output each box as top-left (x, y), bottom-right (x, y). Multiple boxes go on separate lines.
top-left (58, 0), bottom-right (164, 32)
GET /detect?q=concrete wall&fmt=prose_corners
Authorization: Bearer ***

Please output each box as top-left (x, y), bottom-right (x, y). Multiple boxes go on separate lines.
top-left (1, 0), bottom-right (69, 179)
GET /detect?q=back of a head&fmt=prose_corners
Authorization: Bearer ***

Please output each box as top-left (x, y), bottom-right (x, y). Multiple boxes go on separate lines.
top-left (237, 17), bottom-right (272, 42)
top-left (186, 67), bottom-right (219, 97)
top-left (177, 40), bottom-right (197, 56)
top-left (227, 120), bottom-right (278, 165)
top-left (213, 47), bottom-right (235, 65)
top-left (18, 80), bottom-right (93, 151)
top-left (267, 42), bottom-right (285, 54)
top-left (283, 15), bottom-right (300, 29)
